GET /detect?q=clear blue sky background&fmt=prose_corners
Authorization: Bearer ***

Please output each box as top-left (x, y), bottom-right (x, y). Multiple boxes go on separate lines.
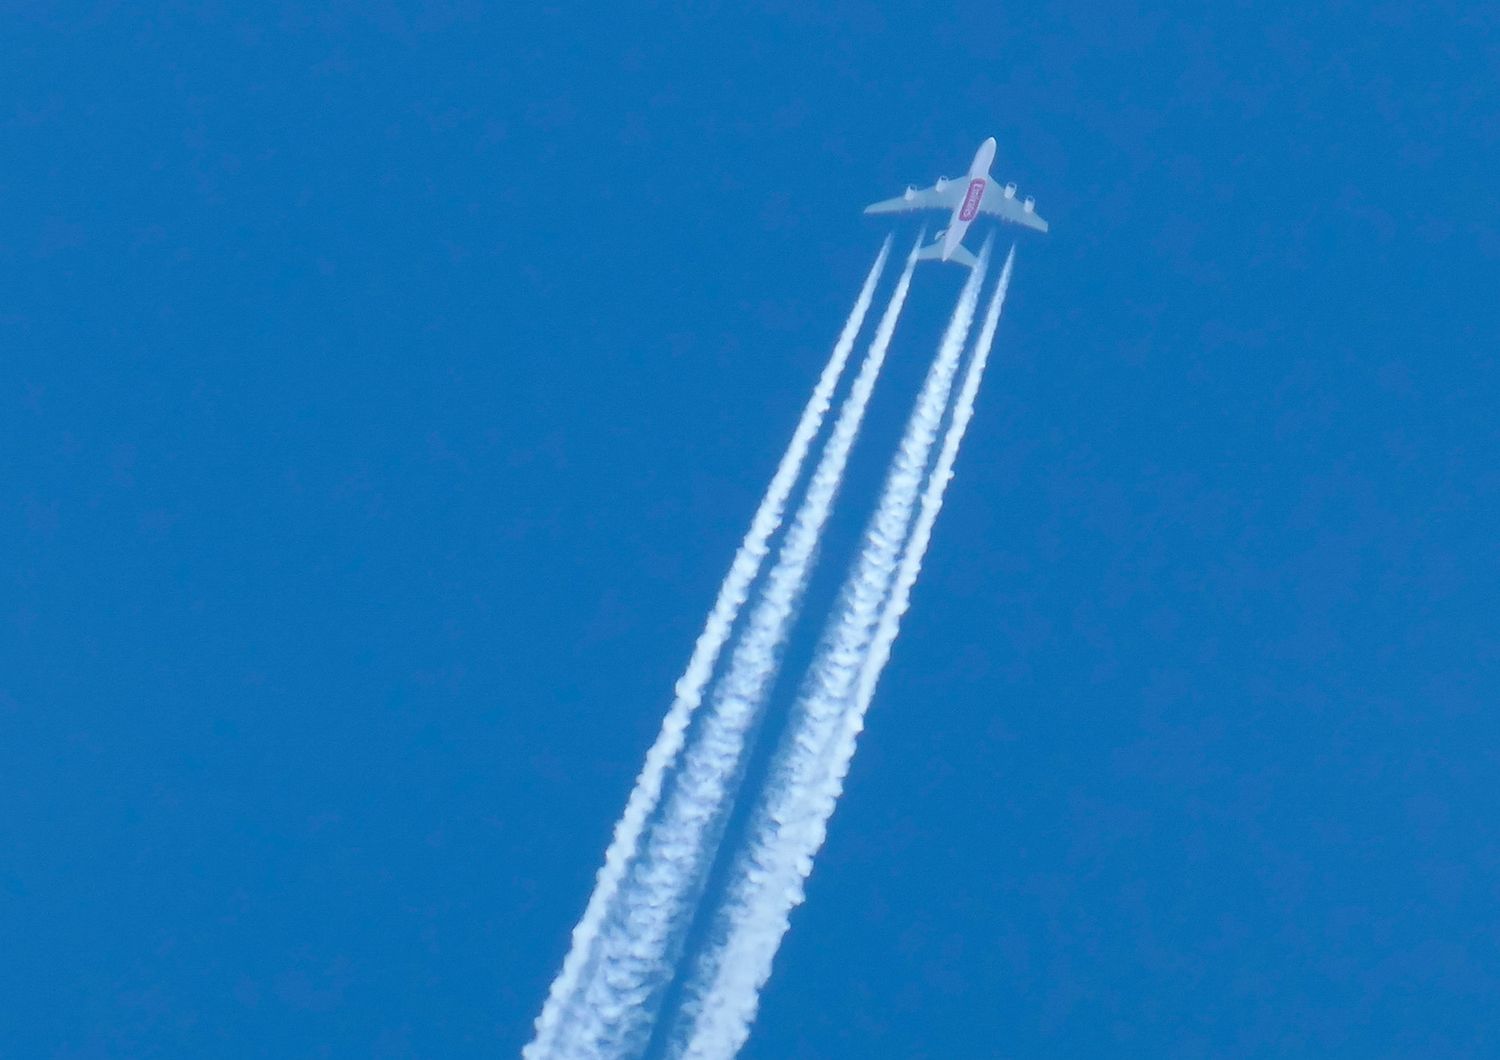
top-left (5, 3), bottom-right (1497, 1056)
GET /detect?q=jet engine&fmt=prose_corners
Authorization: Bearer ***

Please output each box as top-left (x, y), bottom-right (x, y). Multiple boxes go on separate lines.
top-left (1003, 182), bottom-right (1017, 199)
top-left (935, 176), bottom-right (950, 191)
top-left (1023, 196), bottom-right (1036, 213)
top-left (903, 186), bottom-right (916, 201)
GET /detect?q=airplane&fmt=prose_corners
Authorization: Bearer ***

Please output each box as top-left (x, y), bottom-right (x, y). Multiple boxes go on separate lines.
top-left (864, 137), bottom-right (1048, 268)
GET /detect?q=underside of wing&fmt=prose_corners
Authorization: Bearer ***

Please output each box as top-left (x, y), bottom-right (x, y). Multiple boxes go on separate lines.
top-left (863, 182), bottom-right (965, 215)
top-left (979, 191), bottom-right (1050, 233)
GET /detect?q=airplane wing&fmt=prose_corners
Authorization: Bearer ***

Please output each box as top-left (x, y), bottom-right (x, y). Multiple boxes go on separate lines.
top-left (979, 192), bottom-right (1050, 233)
top-left (863, 182), bottom-right (966, 215)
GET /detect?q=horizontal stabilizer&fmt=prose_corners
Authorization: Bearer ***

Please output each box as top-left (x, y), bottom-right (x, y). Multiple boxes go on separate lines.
top-left (915, 240), bottom-right (979, 270)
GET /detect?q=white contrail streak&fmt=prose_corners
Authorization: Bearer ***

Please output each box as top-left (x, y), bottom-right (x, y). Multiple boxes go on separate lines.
top-left (566, 236), bottom-right (924, 1058)
top-left (546, 235), bottom-right (923, 1059)
top-left (674, 245), bottom-right (1012, 1060)
top-left (523, 237), bottom-right (892, 1060)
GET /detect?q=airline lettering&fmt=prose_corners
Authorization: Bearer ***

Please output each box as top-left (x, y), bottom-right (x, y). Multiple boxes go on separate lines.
top-left (958, 179), bottom-right (985, 222)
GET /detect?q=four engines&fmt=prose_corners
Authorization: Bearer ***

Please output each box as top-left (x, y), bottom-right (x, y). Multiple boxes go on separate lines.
top-left (897, 174), bottom-right (1043, 222)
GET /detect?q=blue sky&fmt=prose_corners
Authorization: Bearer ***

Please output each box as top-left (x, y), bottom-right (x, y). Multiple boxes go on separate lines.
top-left (5, 3), bottom-right (1498, 1056)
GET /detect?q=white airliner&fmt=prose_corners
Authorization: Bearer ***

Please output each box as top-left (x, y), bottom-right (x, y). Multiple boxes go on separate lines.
top-left (864, 137), bottom-right (1048, 267)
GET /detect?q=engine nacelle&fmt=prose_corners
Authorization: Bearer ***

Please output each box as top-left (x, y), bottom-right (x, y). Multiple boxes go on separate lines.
top-left (1003, 182), bottom-right (1017, 199)
top-left (1023, 195), bottom-right (1036, 213)
top-left (935, 176), bottom-right (950, 191)
top-left (904, 186), bottom-right (916, 201)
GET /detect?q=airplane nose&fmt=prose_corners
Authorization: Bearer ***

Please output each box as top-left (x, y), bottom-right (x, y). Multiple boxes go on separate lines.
top-left (972, 137), bottom-right (997, 176)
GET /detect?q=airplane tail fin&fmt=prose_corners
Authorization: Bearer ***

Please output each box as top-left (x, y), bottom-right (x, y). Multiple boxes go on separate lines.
top-left (915, 240), bottom-right (979, 270)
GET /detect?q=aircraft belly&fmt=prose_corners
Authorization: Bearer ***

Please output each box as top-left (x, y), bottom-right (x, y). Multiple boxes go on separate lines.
top-left (958, 178), bottom-right (986, 222)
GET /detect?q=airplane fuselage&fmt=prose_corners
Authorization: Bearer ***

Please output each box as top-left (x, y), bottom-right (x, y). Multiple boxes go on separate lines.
top-left (863, 136), bottom-right (1047, 265)
top-left (939, 137), bottom-right (997, 261)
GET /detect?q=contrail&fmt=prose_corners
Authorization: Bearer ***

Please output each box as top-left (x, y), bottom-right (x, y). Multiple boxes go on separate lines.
top-left (544, 234), bottom-right (924, 1059)
top-left (523, 237), bottom-right (892, 1060)
top-left (673, 245), bottom-right (1011, 1060)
